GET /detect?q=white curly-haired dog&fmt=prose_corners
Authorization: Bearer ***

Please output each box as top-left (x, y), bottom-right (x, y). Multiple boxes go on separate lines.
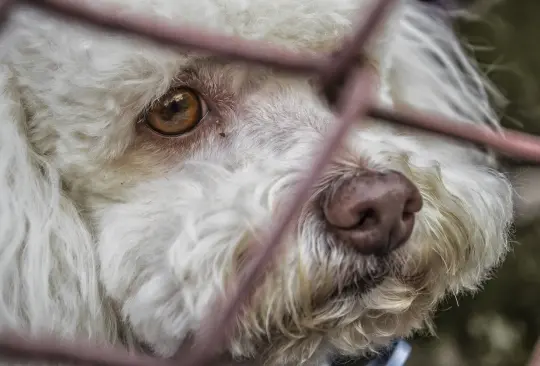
top-left (0, 0), bottom-right (521, 365)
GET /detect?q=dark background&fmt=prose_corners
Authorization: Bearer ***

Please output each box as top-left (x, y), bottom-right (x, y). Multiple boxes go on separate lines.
top-left (408, 1), bottom-right (540, 365)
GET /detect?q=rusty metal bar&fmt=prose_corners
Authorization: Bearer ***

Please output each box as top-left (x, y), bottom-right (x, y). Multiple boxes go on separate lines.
top-left (369, 106), bottom-right (540, 163)
top-left (182, 68), bottom-right (378, 366)
top-left (318, 0), bottom-right (397, 105)
top-left (22, 0), bottom-right (326, 74)
top-left (0, 0), bottom-right (12, 18)
top-left (5, 0), bottom-right (540, 164)
top-left (180, 0), bottom-right (399, 364)
top-left (0, 333), bottom-right (168, 366)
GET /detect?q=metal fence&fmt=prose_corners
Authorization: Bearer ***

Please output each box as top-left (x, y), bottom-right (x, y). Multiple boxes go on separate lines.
top-left (1, 0), bottom-right (540, 365)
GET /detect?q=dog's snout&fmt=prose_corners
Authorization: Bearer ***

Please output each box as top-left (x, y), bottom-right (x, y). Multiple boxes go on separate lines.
top-left (322, 171), bottom-right (423, 256)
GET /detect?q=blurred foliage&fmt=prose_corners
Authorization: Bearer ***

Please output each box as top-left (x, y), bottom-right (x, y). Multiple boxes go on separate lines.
top-left (407, 1), bottom-right (540, 365)
top-left (457, 0), bottom-right (540, 134)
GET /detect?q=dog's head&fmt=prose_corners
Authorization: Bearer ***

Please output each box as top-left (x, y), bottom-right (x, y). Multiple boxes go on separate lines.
top-left (0, 0), bottom-right (515, 365)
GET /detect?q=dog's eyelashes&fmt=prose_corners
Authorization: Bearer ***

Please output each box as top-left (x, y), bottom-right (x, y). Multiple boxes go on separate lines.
top-left (146, 87), bottom-right (209, 136)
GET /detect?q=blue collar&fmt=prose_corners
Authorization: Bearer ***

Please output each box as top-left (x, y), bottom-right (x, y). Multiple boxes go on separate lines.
top-left (365, 339), bottom-right (412, 366)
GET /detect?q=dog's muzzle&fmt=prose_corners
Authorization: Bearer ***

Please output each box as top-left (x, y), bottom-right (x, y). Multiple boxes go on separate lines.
top-left (321, 170), bottom-right (423, 256)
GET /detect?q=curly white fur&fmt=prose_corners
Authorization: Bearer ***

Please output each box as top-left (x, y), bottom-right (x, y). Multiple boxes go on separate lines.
top-left (0, 0), bottom-right (514, 365)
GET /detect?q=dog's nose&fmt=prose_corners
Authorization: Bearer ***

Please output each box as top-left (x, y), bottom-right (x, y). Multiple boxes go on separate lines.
top-left (322, 171), bottom-right (423, 256)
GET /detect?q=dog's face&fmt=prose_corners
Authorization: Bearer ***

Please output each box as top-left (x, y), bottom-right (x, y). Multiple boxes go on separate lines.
top-left (3, 0), bottom-right (513, 364)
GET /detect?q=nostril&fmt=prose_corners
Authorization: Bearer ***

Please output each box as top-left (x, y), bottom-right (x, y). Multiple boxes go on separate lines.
top-left (404, 190), bottom-right (423, 215)
top-left (402, 211), bottom-right (413, 222)
top-left (356, 208), bottom-right (377, 230)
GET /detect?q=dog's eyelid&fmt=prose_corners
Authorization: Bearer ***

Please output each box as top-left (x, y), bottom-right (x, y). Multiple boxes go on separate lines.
top-left (199, 94), bottom-right (210, 117)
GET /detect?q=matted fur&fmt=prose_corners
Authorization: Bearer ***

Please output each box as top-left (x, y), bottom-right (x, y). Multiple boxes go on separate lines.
top-left (0, 0), bottom-right (513, 365)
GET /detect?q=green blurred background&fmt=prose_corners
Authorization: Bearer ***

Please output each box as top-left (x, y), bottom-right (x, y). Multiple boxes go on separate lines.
top-left (407, 1), bottom-right (540, 365)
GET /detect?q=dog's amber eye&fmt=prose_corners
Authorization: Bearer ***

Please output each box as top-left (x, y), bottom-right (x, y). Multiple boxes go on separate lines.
top-left (146, 88), bottom-right (207, 136)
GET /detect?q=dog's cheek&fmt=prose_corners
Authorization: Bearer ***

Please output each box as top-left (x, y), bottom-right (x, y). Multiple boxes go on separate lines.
top-left (91, 163), bottom-right (295, 356)
top-left (93, 201), bottom-right (190, 356)
top-left (91, 172), bottom-right (222, 356)
top-left (446, 170), bottom-right (513, 292)
top-left (407, 162), bottom-right (513, 293)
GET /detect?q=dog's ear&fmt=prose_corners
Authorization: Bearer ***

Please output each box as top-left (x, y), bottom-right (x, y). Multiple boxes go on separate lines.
top-left (0, 64), bottom-right (116, 336)
top-left (502, 161), bottom-right (540, 228)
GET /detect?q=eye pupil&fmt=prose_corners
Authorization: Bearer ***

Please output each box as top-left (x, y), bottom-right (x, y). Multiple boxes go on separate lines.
top-left (169, 101), bottom-right (182, 114)
top-left (161, 98), bottom-right (187, 121)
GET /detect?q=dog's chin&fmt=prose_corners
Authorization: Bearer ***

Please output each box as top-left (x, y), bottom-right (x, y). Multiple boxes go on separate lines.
top-left (327, 262), bottom-right (389, 301)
